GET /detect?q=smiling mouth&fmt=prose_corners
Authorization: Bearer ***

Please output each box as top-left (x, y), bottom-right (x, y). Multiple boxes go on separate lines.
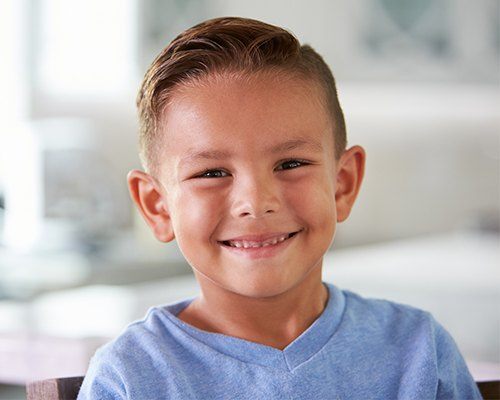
top-left (219, 231), bottom-right (300, 249)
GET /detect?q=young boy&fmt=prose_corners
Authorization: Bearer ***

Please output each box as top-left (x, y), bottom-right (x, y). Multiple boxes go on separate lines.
top-left (78, 17), bottom-right (481, 399)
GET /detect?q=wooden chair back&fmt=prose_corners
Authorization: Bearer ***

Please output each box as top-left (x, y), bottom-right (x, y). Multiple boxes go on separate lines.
top-left (26, 376), bottom-right (84, 400)
top-left (478, 380), bottom-right (500, 399)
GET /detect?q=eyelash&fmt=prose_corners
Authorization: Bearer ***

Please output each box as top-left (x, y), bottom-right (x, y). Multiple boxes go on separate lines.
top-left (197, 169), bottom-right (229, 179)
top-left (195, 159), bottom-right (310, 179)
top-left (277, 159), bottom-right (309, 170)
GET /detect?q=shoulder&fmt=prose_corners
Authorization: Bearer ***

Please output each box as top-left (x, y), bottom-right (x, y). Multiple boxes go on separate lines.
top-left (94, 304), bottom-right (184, 368)
top-left (106, 305), bottom-right (172, 349)
top-left (339, 288), bottom-right (461, 353)
top-left (335, 288), bottom-right (481, 399)
top-left (338, 289), bottom-right (462, 352)
top-left (77, 305), bottom-right (183, 399)
top-left (340, 288), bottom-right (435, 337)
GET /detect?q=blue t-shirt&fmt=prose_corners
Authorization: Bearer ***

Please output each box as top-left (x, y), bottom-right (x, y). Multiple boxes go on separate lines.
top-left (77, 282), bottom-right (481, 399)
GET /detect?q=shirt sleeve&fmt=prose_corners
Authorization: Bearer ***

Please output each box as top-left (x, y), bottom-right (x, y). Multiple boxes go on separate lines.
top-left (432, 317), bottom-right (483, 400)
top-left (77, 349), bottom-right (127, 400)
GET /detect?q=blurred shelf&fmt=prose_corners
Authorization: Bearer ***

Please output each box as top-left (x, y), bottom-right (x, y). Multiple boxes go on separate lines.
top-left (0, 230), bottom-right (190, 300)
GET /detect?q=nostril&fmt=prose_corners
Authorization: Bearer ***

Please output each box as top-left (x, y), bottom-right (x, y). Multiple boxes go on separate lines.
top-left (233, 196), bottom-right (281, 218)
top-left (239, 209), bottom-right (274, 218)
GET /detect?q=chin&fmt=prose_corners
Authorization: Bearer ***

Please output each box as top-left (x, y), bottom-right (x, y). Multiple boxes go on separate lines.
top-left (225, 277), bottom-right (300, 299)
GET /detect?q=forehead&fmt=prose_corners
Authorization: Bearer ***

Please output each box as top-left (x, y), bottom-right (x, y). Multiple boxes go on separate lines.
top-left (157, 72), bottom-right (334, 175)
top-left (168, 70), bottom-right (330, 124)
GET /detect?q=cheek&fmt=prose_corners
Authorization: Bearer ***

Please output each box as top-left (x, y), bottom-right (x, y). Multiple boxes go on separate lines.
top-left (284, 174), bottom-right (336, 225)
top-left (172, 186), bottom-right (226, 242)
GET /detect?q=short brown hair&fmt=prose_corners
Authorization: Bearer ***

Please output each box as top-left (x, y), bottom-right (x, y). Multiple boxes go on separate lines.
top-left (137, 16), bottom-right (346, 174)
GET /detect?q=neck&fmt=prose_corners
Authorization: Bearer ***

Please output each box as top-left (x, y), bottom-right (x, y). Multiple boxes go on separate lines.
top-left (178, 267), bottom-right (329, 350)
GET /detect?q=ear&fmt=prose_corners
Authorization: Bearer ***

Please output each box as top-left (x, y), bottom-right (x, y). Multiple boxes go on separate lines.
top-left (127, 169), bottom-right (175, 243)
top-left (335, 145), bottom-right (366, 223)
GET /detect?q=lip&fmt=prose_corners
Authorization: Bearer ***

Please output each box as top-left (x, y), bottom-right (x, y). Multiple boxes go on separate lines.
top-left (218, 230), bottom-right (301, 259)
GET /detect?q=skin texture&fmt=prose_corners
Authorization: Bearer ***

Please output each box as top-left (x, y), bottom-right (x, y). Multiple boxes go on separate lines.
top-left (128, 72), bottom-right (366, 350)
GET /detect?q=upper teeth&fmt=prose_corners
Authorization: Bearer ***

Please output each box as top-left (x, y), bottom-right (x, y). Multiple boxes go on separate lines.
top-left (227, 234), bottom-right (290, 248)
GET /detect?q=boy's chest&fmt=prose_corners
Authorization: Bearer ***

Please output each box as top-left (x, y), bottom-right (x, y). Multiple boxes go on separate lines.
top-left (124, 345), bottom-right (438, 400)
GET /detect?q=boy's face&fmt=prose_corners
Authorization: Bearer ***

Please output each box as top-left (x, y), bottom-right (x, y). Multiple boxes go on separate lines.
top-left (133, 73), bottom-right (361, 299)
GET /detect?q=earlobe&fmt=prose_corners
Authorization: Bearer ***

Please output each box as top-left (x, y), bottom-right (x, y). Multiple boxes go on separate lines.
top-left (127, 169), bottom-right (175, 243)
top-left (335, 146), bottom-right (366, 223)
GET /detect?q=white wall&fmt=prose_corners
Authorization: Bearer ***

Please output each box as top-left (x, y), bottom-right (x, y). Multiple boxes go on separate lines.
top-left (4, 0), bottom-right (498, 252)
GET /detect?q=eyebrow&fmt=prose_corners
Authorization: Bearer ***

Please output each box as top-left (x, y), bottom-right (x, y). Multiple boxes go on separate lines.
top-left (180, 138), bottom-right (323, 165)
top-left (270, 138), bottom-right (323, 154)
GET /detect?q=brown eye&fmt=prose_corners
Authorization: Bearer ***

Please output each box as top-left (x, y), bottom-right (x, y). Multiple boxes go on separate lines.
top-left (277, 160), bottom-right (308, 170)
top-left (198, 169), bottom-right (229, 178)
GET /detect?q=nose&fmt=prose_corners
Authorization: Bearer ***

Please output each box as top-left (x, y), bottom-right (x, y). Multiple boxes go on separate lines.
top-left (230, 171), bottom-right (281, 219)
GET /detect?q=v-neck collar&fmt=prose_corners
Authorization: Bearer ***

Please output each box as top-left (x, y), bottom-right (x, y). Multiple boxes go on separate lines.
top-left (158, 282), bottom-right (345, 372)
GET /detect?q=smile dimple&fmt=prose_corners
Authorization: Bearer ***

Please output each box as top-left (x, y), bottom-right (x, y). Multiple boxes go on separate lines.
top-left (220, 232), bottom-right (299, 249)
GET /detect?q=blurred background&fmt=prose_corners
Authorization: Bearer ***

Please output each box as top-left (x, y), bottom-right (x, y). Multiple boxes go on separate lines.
top-left (0, 0), bottom-right (499, 397)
